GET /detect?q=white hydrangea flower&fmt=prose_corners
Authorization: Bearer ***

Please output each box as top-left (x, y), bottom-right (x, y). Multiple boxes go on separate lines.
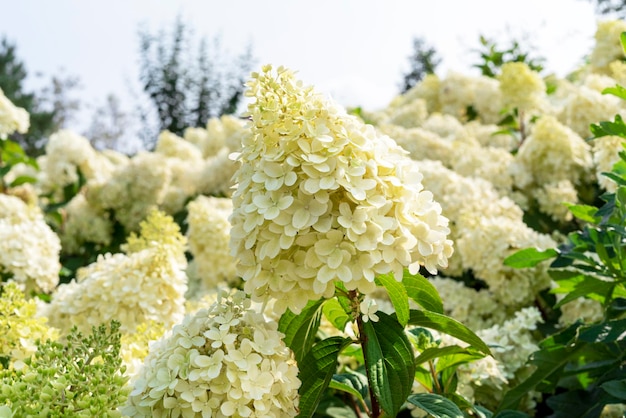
top-left (43, 210), bottom-right (187, 334)
top-left (380, 124), bottom-right (455, 167)
top-left (430, 277), bottom-right (506, 331)
top-left (186, 196), bottom-right (239, 296)
top-left (0, 87), bottom-right (29, 139)
top-left (439, 71), bottom-right (477, 120)
top-left (534, 180), bottom-right (579, 222)
top-left (511, 115), bottom-right (593, 189)
top-left (498, 62), bottom-right (547, 113)
top-left (230, 65), bottom-right (453, 315)
top-left (589, 19), bottom-right (626, 73)
top-left (59, 193), bottom-right (113, 254)
top-left (40, 130), bottom-right (117, 198)
top-left (0, 194), bottom-right (61, 293)
top-left (85, 152), bottom-right (172, 231)
top-left (593, 135), bottom-right (625, 192)
top-left (156, 130), bottom-right (204, 162)
top-left (123, 290), bottom-right (300, 418)
top-left (559, 84), bottom-right (623, 139)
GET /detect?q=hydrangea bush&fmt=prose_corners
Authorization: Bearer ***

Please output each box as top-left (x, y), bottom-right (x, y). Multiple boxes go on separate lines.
top-left (0, 18), bottom-right (626, 418)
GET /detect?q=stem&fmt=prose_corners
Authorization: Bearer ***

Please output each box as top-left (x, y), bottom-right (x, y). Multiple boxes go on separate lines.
top-left (351, 290), bottom-right (381, 418)
top-left (428, 360), bottom-right (442, 393)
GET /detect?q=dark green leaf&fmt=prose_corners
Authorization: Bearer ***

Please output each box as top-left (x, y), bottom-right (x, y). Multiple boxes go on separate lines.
top-left (278, 298), bottom-right (325, 363)
top-left (402, 270), bottom-right (444, 314)
top-left (362, 312), bottom-right (415, 417)
top-left (376, 273), bottom-right (410, 326)
top-left (494, 411), bottom-right (531, 418)
top-left (297, 337), bottom-right (351, 418)
top-left (407, 310), bottom-right (491, 355)
top-left (503, 247), bottom-right (558, 268)
top-left (578, 319), bottom-right (626, 343)
top-left (601, 379), bottom-right (626, 400)
top-left (407, 393), bottom-right (464, 418)
top-left (331, 369), bottom-right (369, 402)
top-left (498, 345), bottom-right (583, 411)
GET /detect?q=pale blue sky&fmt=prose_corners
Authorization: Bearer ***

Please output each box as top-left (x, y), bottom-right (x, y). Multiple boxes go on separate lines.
top-left (0, 0), bottom-right (600, 133)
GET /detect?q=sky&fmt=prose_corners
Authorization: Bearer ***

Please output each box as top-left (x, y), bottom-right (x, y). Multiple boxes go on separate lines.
top-left (0, 0), bottom-right (605, 136)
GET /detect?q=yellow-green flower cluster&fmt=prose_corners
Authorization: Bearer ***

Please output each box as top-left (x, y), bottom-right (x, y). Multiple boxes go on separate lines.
top-left (498, 62), bottom-right (546, 112)
top-left (0, 282), bottom-right (58, 369)
top-left (43, 210), bottom-right (188, 334)
top-left (121, 321), bottom-right (167, 380)
top-left (186, 196), bottom-right (239, 297)
top-left (123, 290), bottom-right (300, 417)
top-left (0, 88), bottom-right (29, 139)
top-left (0, 194), bottom-right (61, 293)
top-left (230, 65), bottom-right (453, 314)
top-left (589, 19), bottom-right (626, 73)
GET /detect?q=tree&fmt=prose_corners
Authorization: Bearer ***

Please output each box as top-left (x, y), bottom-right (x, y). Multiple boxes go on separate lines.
top-left (85, 94), bottom-right (136, 153)
top-left (136, 17), bottom-right (254, 149)
top-left (0, 37), bottom-right (80, 156)
top-left (399, 36), bottom-right (441, 94)
top-left (586, 0), bottom-right (626, 17)
top-left (472, 35), bottom-right (544, 78)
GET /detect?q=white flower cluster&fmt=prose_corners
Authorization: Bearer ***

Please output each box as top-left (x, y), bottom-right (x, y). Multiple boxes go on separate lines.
top-left (85, 152), bottom-right (172, 231)
top-left (511, 116), bottom-right (593, 190)
top-left (43, 210), bottom-right (188, 334)
top-left (0, 87), bottom-right (29, 139)
top-left (59, 193), bottom-right (113, 254)
top-left (39, 130), bottom-right (117, 194)
top-left (498, 62), bottom-right (547, 113)
top-left (417, 160), bottom-right (555, 307)
top-left (230, 65), bottom-right (453, 314)
top-left (0, 194), bottom-right (60, 293)
top-left (123, 290), bottom-right (301, 418)
top-left (593, 135), bottom-right (625, 192)
top-left (430, 277), bottom-right (506, 331)
top-left (186, 195), bottom-right (239, 296)
top-left (589, 19), bottom-right (626, 73)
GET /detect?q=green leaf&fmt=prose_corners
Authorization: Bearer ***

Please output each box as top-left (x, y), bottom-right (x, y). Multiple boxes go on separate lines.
top-left (414, 345), bottom-right (484, 369)
top-left (297, 337), bottom-right (352, 418)
top-left (590, 115), bottom-right (626, 139)
top-left (601, 379), bottom-right (626, 400)
top-left (494, 411), bottom-right (531, 418)
top-left (565, 204), bottom-right (600, 223)
top-left (407, 393), bottom-right (464, 418)
top-left (362, 312), bottom-right (415, 417)
top-left (376, 273), bottom-right (410, 326)
top-left (9, 175), bottom-right (37, 187)
top-left (322, 298), bottom-right (351, 332)
top-left (329, 371), bottom-right (369, 408)
top-left (577, 319), bottom-right (626, 343)
top-left (551, 274), bottom-right (615, 308)
top-left (278, 298), bottom-right (325, 363)
top-left (402, 270), bottom-right (444, 314)
top-left (407, 310), bottom-right (491, 355)
top-left (503, 247), bottom-right (558, 268)
top-left (498, 345), bottom-right (583, 411)
top-left (602, 84), bottom-right (626, 101)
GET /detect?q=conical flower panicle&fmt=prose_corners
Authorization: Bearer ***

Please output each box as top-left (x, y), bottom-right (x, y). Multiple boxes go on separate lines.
top-left (230, 65), bottom-right (453, 314)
